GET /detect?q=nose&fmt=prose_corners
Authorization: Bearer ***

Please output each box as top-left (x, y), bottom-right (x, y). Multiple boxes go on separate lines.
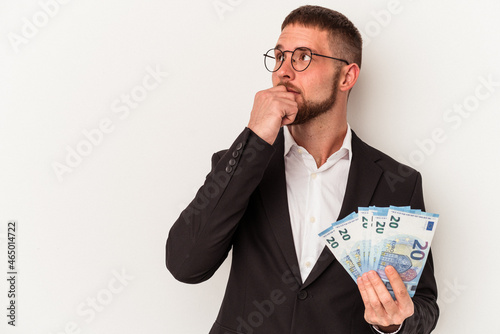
top-left (276, 55), bottom-right (296, 81)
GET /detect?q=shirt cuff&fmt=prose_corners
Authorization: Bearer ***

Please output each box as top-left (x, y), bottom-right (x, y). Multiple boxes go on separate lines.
top-left (372, 324), bottom-right (402, 334)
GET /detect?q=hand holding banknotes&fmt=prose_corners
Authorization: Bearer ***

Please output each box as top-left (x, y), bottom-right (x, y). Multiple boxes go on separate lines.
top-left (319, 206), bottom-right (439, 332)
top-left (357, 266), bottom-right (414, 332)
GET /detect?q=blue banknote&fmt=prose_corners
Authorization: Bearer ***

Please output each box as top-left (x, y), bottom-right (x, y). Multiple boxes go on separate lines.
top-left (319, 206), bottom-right (439, 298)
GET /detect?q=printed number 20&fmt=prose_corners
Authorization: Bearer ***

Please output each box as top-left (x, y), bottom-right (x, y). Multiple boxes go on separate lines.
top-left (338, 228), bottom-right (350, 241)
top-left (327, 237), bottom-right (338, 249)
top-left (411, 240), bottom-right (428, 260)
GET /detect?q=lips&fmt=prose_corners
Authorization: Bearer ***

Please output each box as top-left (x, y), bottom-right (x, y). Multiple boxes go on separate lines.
top-left (279, 83), bottom-right (301, 95)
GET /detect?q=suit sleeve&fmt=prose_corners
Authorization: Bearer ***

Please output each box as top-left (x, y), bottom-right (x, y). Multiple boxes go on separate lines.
top-left (398, 173), bottom-right (440, 334)
top-left (166, 127), bottom-right (275, 284)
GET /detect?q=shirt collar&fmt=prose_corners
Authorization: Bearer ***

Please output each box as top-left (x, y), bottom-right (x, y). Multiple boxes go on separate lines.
top-left (283, 125), bottom-right (297, 157)
top-left (283, 124), bottom-right (352, 162)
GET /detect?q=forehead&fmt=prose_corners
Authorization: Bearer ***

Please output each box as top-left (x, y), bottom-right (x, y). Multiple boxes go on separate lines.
top-left (276, 24), bottom-right (331, 52)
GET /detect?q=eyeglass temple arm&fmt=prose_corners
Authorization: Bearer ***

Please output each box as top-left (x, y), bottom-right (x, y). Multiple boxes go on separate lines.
top-left (311, 53), bottom-right (349, 65)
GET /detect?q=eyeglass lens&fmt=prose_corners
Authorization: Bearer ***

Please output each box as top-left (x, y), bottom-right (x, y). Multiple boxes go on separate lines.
top-left (264, 48), bottom-right (312, 72)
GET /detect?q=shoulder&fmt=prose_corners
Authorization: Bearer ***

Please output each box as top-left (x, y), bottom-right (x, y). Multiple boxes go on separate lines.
top-left (351, 130), bottom-right (418, 178)
top-left (350, 130), bottom-right (424, 208)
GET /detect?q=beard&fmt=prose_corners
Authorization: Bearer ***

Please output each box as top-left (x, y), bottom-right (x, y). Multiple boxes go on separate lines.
top-left (282, 69), bottom-right (341, 125)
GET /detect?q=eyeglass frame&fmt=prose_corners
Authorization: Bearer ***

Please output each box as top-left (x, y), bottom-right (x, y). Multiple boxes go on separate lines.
top-left (263, 47), bottom-right (350, 73)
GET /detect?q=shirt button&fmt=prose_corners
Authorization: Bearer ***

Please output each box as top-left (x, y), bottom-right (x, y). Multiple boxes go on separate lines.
top-left (297, 148), bottom-right (303, 154)
top-left (298, 290), bottom-right (308, 300)
top-left (311, 173), bottom-right (317, 179)
top-left (305, 261), bottom-right (312, 268)
top-left (309, 217), bottom-right (316, 223)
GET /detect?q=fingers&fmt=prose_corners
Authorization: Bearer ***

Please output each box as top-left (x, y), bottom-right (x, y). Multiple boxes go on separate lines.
top-left (269, 85), bottom-right (298, 100)
top-left (278, 97), bottom-right (298, 125)
top-left (369, 270), bottom-right (399, 311)
top-left (385, 266), bottom-right (414, 316)
top-left (247, 87), bottom-right (298, 144)
top-left (357, 276), bottom-right (377, 323)
top-left (357, 267), bottom-right (414, 328)
top-left (359, 271), bottom-right (398, 324)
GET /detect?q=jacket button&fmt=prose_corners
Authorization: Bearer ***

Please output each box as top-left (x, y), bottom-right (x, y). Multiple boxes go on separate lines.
top-left (236, 142), bottom-right (243, 151)
top-left (225, 166), bottom-right (233, 173)
top-left (228, 158), bottom-right (236, 166)
top-left (297, 290), bottom-right (308, 300)
top-left (232, 151), bottom-right (239, 158)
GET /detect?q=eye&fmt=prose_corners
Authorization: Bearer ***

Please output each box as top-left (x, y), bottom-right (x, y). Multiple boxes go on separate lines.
top-left (294, 48), bottom-right (312, 63)
top-left (272, 50), bottom-right (284, 62)
top-left (300, 53), bottom-right (312, 62)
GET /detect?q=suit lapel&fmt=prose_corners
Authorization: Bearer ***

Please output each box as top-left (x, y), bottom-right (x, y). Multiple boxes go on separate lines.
top-left (258, 129), bottom-right (303, 286)
top-left (302, 131), bottom-right (383, 288)
top-left (338, 131), bottom-right (384, 220)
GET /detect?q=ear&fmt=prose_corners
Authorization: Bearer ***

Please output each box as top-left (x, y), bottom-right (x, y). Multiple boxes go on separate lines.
top-left (339, 63), bottom-right (360, 92)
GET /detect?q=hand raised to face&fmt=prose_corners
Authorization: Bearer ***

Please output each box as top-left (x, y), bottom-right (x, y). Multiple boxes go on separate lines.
top-left (247, 85), bottom-right (298, 145)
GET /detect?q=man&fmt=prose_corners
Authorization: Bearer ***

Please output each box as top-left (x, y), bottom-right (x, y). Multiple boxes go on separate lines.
top-left (166, 5), bottom-right (438, 334)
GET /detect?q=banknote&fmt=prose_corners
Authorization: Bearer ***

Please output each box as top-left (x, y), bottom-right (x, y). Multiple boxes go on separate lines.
top-left (319, 212), bottom-right (362, 281)
top-left (319, 206), bottom-right (439, 298)
top-left (368, 207), bottom-right (390, 273)
top-left (358, 207), bottom-right (372, 272)
top-left (374, 207), bottom-right (439, 297)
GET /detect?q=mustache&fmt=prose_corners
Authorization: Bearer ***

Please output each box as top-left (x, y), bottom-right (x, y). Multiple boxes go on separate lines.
top-left (277, 82), bottom-right (301, 94)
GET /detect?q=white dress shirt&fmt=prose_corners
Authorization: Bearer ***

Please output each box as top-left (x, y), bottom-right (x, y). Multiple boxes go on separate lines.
top-left (283, 125), bottom-right (352, 282)
top-left (283, 125), bottom-right (402, 334)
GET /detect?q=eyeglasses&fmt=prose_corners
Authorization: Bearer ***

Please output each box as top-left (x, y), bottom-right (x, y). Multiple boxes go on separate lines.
top-left (263, 47), bottom-right (349, 72)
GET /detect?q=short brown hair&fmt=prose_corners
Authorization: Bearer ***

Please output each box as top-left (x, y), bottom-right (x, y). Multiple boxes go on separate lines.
top-left (281, 5), bottom-right (362, 68)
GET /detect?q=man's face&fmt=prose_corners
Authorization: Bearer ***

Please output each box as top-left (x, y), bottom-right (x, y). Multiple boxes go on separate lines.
top-left (272, 24), bottom-right (341, 125)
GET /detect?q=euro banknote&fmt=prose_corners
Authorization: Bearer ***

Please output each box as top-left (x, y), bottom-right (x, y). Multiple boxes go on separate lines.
top-left (319, 206), bottom-right (439, 298)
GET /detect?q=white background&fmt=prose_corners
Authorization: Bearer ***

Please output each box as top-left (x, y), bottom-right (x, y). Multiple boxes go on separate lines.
top-left (1, 0), bottom-right (499, 333)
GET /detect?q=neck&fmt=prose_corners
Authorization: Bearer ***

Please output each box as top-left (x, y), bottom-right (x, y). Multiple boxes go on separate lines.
top-left (288, 108), bottom-right (348, 168)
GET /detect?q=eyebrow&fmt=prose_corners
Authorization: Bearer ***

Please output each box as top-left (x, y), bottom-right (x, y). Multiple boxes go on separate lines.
top-left (275, 44), bottom-right (319, 53)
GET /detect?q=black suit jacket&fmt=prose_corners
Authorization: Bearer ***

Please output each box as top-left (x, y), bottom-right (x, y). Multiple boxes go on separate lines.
top-left (166, 127), bottom-right (439, 334)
